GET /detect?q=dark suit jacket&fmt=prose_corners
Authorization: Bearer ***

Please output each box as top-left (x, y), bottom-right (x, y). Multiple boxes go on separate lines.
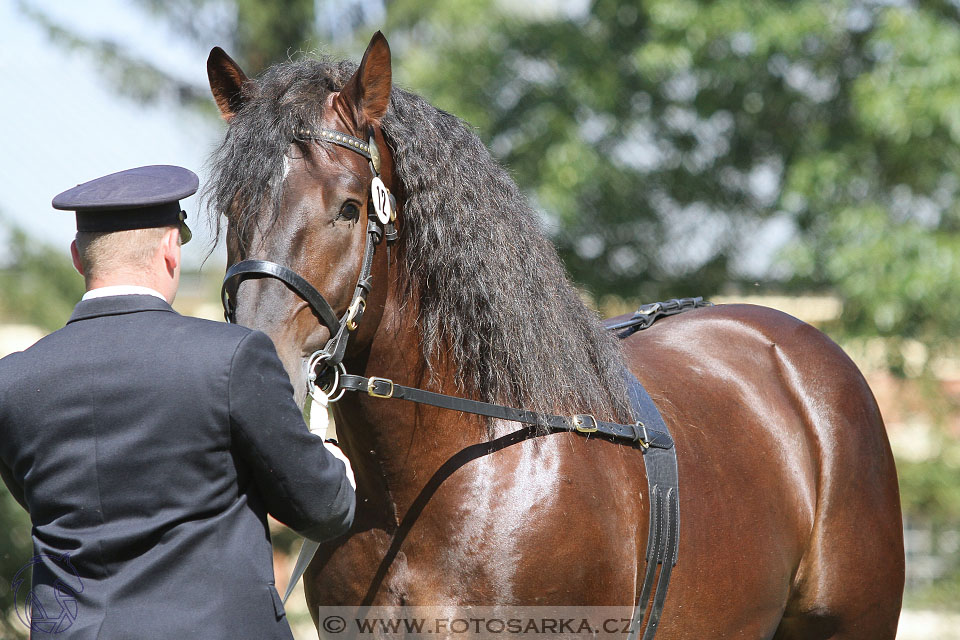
top-left (0, 295), bottom-right (355, 639)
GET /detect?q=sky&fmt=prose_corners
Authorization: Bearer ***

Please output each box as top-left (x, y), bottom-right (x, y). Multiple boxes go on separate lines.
top-left (0, 0), bottom-right (790, 278)
top-left (0, 0), bottom-right (225, 267)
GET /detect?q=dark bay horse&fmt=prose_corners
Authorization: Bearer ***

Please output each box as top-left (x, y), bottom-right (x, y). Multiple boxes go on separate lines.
top-left (206, 32), bottom-right (904, 639)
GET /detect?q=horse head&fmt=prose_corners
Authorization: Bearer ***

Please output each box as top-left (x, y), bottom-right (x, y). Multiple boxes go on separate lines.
top-left (207, 33), bottom-right (400, 397)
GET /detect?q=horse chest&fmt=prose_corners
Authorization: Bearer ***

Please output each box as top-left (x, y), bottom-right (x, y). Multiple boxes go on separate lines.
top-left (309, 446), bottom-right (641, 607)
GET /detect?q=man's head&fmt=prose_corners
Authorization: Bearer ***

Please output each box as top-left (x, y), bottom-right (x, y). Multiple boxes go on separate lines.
top-left (71, 226), bottom-right (182, 301)
top-left (53, 165), bottom-right (198, 303)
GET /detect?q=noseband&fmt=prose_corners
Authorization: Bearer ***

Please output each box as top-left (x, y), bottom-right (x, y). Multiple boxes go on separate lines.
top-left (221, 125), bottom-right (397, 386)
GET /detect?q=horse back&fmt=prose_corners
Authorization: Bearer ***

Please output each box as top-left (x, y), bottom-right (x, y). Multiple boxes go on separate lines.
top-left (618, 302), bottom-right (897, 491)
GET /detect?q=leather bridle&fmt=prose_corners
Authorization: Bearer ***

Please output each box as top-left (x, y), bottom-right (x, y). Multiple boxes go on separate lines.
top-left (220, 125), bottom-right (396, 390)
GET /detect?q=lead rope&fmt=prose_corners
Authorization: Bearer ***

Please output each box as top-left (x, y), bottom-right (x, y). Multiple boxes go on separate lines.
top-left (282, 392), bottom-right (334, 604)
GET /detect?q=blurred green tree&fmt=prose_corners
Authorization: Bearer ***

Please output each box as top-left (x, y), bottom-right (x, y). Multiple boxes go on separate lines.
top-left (384, 1), bottom-right (960, 358)
top-left (0, 221), bottom-right (85, 332)
top-left (14, 0), bottom-right (356, 112)
top-left (0, 492), bottom-right (31, 640)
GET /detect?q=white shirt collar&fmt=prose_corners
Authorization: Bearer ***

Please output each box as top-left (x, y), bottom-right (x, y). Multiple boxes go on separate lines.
top-left (81, 285), bottom-right (167, 302)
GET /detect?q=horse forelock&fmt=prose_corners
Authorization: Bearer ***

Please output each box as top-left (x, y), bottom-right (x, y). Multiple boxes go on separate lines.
top-left (205, 54), bottom-right (631, 424)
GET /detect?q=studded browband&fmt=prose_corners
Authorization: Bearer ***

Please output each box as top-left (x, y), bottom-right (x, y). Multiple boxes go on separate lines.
top-left (297, 127), bottom-right (382, 174)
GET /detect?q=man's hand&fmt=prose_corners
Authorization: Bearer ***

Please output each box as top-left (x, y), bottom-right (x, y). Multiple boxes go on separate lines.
top-left (323, 440), bottom-right (356, 490)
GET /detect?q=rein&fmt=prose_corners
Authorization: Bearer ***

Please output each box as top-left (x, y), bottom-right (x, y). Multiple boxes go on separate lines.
top-left (219, 124), bottom-right (689, 640)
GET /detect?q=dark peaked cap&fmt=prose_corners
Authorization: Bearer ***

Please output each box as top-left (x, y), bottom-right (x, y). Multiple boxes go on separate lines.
top-left (52, 165), bottom-right (197, 243)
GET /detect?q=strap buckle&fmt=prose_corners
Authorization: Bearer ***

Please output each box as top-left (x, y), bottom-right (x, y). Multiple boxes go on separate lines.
top-left (636, 302), bottom-right (661, 316)
top-left (367, 376), bottom-right (395, 399)
top-left (635, 421), bottom-right (651, 449)
top-left (346, 297), bottom-right (366, 331)
top-left (573, 414), bottom-right (598, 433)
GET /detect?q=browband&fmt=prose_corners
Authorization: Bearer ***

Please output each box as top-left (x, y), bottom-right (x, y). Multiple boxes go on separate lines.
top-left (297, 127), bottom-right (372, 160)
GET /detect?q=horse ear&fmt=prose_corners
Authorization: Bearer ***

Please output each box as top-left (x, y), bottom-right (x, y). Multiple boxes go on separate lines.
top-left (336, 31), bottom-right (392, 125)
top-left (207, 47), bottom-right (249, 122)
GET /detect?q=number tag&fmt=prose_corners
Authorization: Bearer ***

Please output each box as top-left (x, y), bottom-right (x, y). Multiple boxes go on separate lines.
top-left (371, 176), bottom-right (393, 225)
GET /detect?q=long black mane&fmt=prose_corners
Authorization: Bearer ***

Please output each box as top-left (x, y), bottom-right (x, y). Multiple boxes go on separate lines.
top-left (207, 55), bottom-right (631, 423)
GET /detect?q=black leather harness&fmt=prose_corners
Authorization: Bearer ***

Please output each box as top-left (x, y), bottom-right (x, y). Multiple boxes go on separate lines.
top-left (219, 121), bottom-right (709, 639)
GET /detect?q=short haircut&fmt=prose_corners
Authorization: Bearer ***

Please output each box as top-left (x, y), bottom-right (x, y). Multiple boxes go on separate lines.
top-left (75, 226), bottom-right (174, 284)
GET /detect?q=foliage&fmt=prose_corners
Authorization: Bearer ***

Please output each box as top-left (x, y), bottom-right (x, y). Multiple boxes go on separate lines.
top-left (387, 0), bottom-right (846, 299)
top-left (0, 222), bottom-right (85, 332)
top-left (899, 455), bottom-right (960, 611)
top-left (15, 0), bottom-right (356, 111)
top-left (900, 455), bottom-right (960, 523)
top-left (380, 2), bottom-right (960, 352)
top-left (0, 492), bottom-right (32, 640)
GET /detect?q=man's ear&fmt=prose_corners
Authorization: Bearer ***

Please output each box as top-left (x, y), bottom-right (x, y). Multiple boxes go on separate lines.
top-left (162, 227), bottom-right (181, 275)
top-left (207, 47), bottom-right (249, 122)
top-left (70, 240), bottom-right (84, 276)
top-left (335, 31), bottom-right (392, 127)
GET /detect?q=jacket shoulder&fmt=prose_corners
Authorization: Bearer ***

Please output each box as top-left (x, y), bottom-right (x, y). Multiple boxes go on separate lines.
top-left (163, 314), bottom-right (265, 359)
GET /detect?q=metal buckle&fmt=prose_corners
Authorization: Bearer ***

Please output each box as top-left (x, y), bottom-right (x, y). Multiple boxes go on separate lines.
top-left (636, 302), bottom-right (661, 316)
top-left (573, 414), bottom-right (598, 433)
top-left (367, 376), bottom-right (395, 399)
top-left (636, 421), bottom-right (650, 449)
top-left (346, 297), bottom-right (366, 331)
top-left (369, 135), bottom-right (382, 175)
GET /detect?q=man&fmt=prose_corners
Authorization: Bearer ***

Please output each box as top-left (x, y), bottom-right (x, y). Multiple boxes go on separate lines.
top-left (0, 165), bottom-right (355, 639)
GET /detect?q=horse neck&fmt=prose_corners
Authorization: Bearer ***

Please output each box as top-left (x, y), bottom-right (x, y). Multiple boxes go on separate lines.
top-left (334, 255), bottom-right (489, 524)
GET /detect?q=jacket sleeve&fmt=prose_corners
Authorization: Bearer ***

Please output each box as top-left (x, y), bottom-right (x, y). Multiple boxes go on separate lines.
top-left (228, 330), bottom-right (356, 541)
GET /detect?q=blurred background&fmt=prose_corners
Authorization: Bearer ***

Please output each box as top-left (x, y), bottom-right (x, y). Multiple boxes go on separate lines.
top-left (1, 0), bottom-right (959, 637)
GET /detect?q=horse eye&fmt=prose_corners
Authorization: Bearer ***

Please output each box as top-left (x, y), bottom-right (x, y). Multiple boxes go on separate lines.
top-left (337, 201), bottom-right (361, 222)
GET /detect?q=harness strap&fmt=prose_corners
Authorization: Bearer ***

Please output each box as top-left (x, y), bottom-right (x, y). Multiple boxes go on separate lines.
top-left (316, 227), bottom-right (382, 367)
top-left (281, 301), bottom-right (695, 634)
top-left (338, 374), bottom-right (674, 449)
top-left (605, 297), bottom-right (712, 336)
top-left (622, 371), bottom-right (680, 640)
top-left (221, 219), bottom-right (383, 371)
top-left (297, 127), bottom-right (373, 161)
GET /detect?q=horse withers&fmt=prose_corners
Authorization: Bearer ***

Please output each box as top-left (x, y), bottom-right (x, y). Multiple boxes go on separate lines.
top-left (206, 32), bottom-right (904, 639)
